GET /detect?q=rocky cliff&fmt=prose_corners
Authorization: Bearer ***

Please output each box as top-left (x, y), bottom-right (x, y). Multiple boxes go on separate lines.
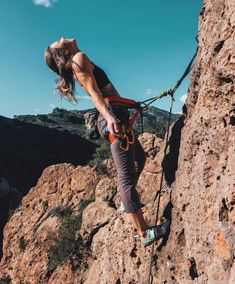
top-left (0, 116), bottom-right (97, 259)
top-left (0, 0), bottom-right (234, 283)
top-left (0, 115), bottom-right (97, 197)
top-left (149, 0), bottom-right (235, 282)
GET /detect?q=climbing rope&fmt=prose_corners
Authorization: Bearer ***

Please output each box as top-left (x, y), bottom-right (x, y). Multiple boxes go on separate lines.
top-left (140, 47), bottom-right (198, 108)
top-left (147, 95), bottom-right (174, 284)
top-left (146, 48), bottom-right (198, 284)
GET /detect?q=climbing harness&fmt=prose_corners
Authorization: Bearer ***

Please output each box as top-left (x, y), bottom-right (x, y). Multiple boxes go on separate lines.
top-left (107, 124), bottom-right (135, 151)
top-left (118, 127), bottom-right (135, 151)
top-left (104, 96), bottom-right (141, 149)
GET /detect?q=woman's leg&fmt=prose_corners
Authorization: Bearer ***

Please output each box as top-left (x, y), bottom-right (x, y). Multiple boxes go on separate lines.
top-left (128, 209), bottom-right (148, 237)
top-left (134, 136), bottom-right (147, 184)
top-left (111, 138), bottom-right (148, 237)
top-left (130, 136), bottom-right (148, 237)
top-left (98, 116), bottom-right (169, 242)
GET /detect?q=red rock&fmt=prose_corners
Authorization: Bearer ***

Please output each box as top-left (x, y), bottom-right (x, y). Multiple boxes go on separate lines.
top-left (0, 1), bottom-right (235, 282)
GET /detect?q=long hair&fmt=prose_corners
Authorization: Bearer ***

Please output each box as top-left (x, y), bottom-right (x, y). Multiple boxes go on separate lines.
top-left (45, 47), bottom-right (77, 104)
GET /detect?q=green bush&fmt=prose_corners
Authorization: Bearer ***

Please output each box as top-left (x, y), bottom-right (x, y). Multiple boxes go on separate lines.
top-left (0, 276), bottom-right (11, 284)
top-left (37, 114), bottom-right (50, 123)
top-left (89, 141), bottom-right (111, 166)
top-left (47, 200), bottom-right (93, 273)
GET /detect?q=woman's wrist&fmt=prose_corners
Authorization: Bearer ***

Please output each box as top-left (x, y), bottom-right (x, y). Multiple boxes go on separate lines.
top-left (106, 113), bottom-right (116, 123)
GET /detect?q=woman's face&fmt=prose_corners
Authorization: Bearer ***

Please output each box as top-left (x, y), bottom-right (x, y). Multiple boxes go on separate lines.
top-left (50, 37), bottom-right (78, 54)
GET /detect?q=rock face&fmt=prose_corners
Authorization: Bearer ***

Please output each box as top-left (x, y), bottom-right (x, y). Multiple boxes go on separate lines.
top-left (0, 0), bottom-right (235, 283)
top-left (153, 0), bottom-right (235, 282)
top-left (0, 116), bottom-right (97, 263)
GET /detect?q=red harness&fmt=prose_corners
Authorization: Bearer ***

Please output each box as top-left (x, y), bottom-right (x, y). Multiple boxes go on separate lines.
top-left (104, 96), bottom-right (142, 146)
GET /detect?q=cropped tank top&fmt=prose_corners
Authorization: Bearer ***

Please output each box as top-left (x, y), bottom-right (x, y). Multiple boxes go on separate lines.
top-left (92, 63), bottom-right (111, 90)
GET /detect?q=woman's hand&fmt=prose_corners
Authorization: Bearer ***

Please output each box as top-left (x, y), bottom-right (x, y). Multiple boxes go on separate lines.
top-left (107, 116), bottom-right (121, 137)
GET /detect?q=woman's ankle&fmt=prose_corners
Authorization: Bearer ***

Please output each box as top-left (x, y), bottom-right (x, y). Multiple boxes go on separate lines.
top-left (128, 210), bottom-right (148, 236)
top-left (139, 229), bottom-right (147, 238)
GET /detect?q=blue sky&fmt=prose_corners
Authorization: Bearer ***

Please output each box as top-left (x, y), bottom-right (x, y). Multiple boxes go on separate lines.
top-left (0, 0), bottom-right (202, 118)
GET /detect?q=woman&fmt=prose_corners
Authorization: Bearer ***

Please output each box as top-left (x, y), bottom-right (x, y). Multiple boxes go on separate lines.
top-left (44, 37), bottom-right (169, 246)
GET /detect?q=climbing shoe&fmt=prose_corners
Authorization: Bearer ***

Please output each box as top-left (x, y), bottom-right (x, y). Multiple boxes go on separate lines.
top-left (141, 220), bottom-right (170, 247)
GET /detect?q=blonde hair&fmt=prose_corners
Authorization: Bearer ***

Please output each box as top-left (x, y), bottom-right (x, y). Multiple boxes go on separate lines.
top-left (45, 47), bottom-right (77, 104)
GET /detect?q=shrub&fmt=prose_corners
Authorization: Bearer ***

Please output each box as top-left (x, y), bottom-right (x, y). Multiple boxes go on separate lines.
top-left (0, 275), bottom-right (12, 284)
top-left (89, 140), bottom-right (111, 166)
top-left (47, 200), bottom-right (93, 273)
top-left (37, 114), bottom-right (51, 123)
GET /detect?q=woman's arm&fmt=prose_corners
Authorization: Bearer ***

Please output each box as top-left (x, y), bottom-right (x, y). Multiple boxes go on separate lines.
top-left (71, 52), bottom-right (121, 136)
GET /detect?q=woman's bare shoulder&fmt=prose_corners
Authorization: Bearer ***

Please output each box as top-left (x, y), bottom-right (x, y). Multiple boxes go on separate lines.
top-left (72, 51), bottom-right (85, 60)
top-left (71, 52), bottom-right (92, 72)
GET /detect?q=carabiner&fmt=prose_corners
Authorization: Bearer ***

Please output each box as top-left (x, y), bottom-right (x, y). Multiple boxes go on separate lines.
top-left (126, 128), bottom-right (134, 145)
top-left (119, 134), bottom-right (129, 151)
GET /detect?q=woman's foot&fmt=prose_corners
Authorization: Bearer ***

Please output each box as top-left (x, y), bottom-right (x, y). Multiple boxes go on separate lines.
top-left (140, 220), bottom-right (170, 247)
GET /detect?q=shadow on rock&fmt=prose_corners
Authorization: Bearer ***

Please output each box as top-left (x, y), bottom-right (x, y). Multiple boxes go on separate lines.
top-left (162, 115), bottom-right (185, 186)
top-left (157, 199), bottom-right (173, 252)
top-left (0, 178), bottom-right (22, 259)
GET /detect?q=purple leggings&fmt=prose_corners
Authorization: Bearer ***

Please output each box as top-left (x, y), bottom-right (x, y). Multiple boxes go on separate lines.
top-left (97, 113), bottom-right (146, 213)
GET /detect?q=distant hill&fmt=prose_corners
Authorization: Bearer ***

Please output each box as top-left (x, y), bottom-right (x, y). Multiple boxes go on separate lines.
top-left (14, 108), bottom-right (87, 137)
top-left (0, 115), bottom-right (97, 197)
top-left (137, 106), bottom-right (181, 138)
top-left (0, 105), bottom-right (181, 196)
top-left (14, 106), bottom-right (181, 140)
top-left (13, 107), bottom-right (181, 167)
